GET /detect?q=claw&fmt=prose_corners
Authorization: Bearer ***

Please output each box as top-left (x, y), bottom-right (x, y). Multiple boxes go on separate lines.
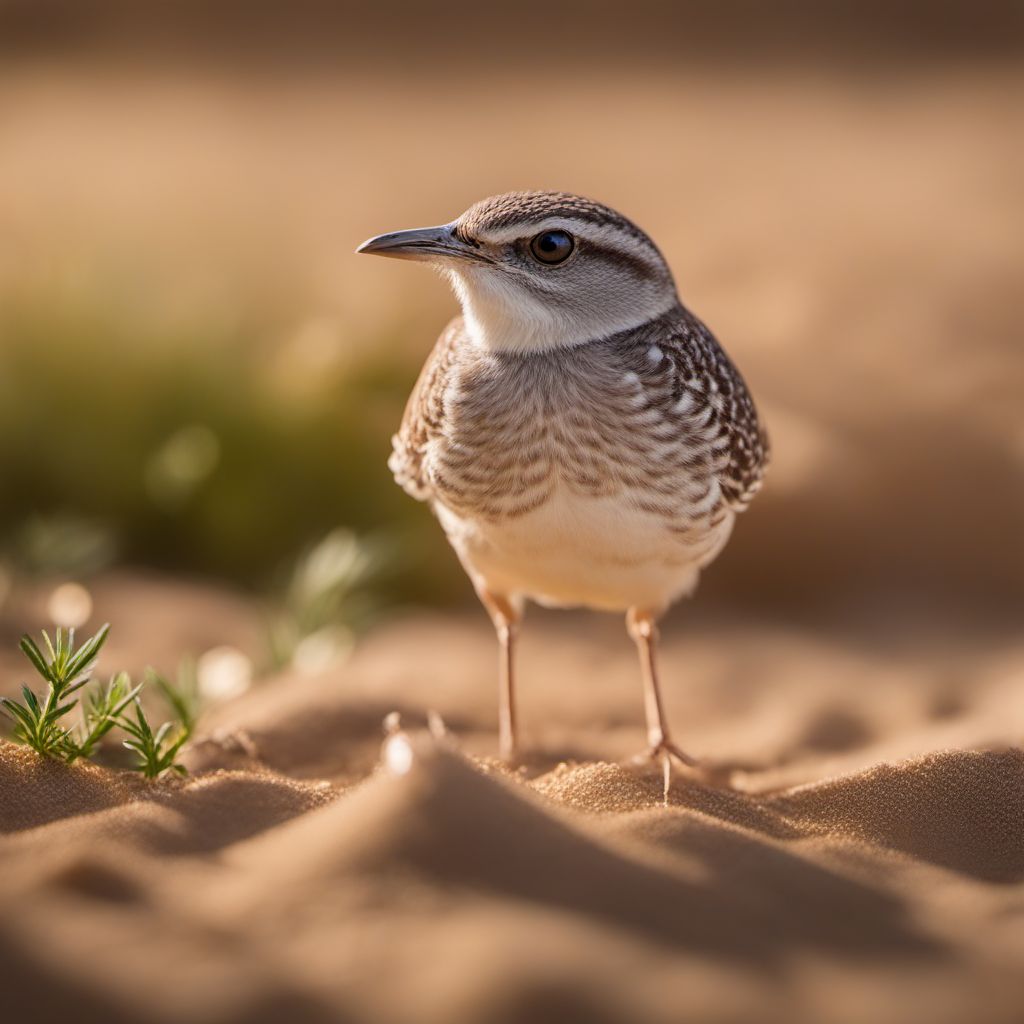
top-left (647, 737), bottom-right (700, 768)
top-left (631, 734), bottom-right (701, 768)
top-left (626, 741), bottom-right (733, 802)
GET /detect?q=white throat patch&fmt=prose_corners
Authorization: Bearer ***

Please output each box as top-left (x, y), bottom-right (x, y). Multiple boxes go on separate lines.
top-left (445, 266), bottom-right (676, 353)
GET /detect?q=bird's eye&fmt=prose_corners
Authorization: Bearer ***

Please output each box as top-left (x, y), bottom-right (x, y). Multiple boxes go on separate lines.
top-left (529, 230), bottom-right (574, 265)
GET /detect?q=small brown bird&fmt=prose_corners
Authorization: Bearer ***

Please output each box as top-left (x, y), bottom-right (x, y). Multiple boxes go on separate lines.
top-left (358, 192), bottom-right (767, 774)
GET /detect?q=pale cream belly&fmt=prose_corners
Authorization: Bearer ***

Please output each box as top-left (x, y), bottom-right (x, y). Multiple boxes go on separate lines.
top-left (435, 485), bottom-right (734, 613)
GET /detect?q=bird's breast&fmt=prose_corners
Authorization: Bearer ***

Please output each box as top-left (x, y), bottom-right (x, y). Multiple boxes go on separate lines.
top-left (418, 347), bottom-right (735, 611)
top-left (424, 346), bottom-right (729, 534)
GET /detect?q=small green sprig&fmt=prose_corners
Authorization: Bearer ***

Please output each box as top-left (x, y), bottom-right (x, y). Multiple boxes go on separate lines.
top-left (1, 624), bottom-right (110, 759)
top-left (75, 671), bottom-right (142, 761)
top-left (117, 699), bottom-right (189, 779)
top-left (146, 660), bottom-right (201, 738)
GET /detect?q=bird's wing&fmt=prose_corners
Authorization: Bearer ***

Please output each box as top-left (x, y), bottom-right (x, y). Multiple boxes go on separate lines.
top-left (657, 315), bottom-right (770, 513)
top-left (388, 316), bottom-right (464, 502)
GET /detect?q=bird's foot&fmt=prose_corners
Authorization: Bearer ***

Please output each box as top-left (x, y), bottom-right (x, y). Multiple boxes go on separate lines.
top-left (631, 735), bottom-right (731, 802)
top-left (637, 736), bottom-right (700, 769)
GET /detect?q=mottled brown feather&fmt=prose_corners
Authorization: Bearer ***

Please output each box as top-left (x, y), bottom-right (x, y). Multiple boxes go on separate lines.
top-left (389, 305), bottom-right (768, 536)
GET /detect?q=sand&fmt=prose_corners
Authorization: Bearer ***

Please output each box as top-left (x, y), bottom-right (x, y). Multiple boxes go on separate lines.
top-left (2, 609), bottom-right (1022, 1024)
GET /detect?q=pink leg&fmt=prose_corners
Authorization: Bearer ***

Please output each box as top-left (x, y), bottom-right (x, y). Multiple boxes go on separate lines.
top-left (479, 590), bottom-right (522, 762)
top-left (626, 608), bottom-right (699, 771)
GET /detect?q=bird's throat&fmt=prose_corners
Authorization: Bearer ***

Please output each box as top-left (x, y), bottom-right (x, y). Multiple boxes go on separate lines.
top-left (446, 268), bottom-right (675, 354)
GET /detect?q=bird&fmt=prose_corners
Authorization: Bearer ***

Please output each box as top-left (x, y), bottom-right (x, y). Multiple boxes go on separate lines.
top-left (357, 191), bottom-right (768, 777)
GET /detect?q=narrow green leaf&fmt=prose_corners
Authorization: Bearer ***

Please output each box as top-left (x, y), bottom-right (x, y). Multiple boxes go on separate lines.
top-left (63, 678), bottom-right (90, 699)
top-left (2, 699), bottom-right (36, 729)
top-left (65, 623), bottom-right (111, 679)
top-left (38, 683), bottom-right (57, 721)
top-left (19, 636), bottom-right (52, 683)
top-left (21, 685), bottom-right (41, 715)
top-left (41, 630), bottom-right (57, 664)
top-left (153, 721), bottom-right (173, 748)
top-left (50, 702), bottom-right (78, 722)
top-left (114, 683), bottom-right (144, 714)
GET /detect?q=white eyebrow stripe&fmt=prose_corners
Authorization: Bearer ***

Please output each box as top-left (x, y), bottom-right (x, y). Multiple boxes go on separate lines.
top-left (470, 217), bottom-right (655, 253)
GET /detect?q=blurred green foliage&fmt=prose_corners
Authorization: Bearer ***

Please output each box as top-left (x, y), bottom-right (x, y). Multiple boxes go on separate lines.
top-left (0, 288), bottom-right (469, 606)
top-left (268, 527), bottom-right (386, 671)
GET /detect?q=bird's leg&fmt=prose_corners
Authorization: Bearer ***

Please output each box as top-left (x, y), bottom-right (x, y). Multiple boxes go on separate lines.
top-left (478, 590), bottom-right (522, 763)
top-left (626, 608), bottom-right (699, 772)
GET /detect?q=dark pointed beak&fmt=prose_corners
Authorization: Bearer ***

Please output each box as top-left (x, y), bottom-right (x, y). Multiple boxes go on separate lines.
top-left (355, 223), bottom-right (486, 263)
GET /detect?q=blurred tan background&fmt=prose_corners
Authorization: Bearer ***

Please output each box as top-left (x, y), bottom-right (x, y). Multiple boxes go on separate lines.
top-left (0, 1), bottom-right (1021, 657)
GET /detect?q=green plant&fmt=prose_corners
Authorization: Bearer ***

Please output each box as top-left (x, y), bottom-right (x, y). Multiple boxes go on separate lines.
top-left (268, 528), bottom-right (386, 671)
top-left (146, 659), bottom-right (201, 736)
top-left (1, 624), bottom-right (111, 759)
top-left (117, 699), bottom-right (190, 779)
top-left (76, 671), bottom-right (142, 760)
top-left (1, 622), bottom-right (196, 778)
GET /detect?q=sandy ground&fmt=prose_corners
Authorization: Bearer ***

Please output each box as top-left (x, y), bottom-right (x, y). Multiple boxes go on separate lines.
top-left (1, 580), bottom-right (1022, 1024)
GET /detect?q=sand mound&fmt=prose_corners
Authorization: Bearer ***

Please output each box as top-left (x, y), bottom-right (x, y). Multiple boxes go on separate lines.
top-left (1, 742), bottom-right (335, 859)
top-left (769, 748), bottom-right (1024, 882)
top-left (0, 743), bottom-right (135, 832)
top-left (234, 740), bottom-right (945, 962)
top-left (2, 612), bottom-right (1023, 1023)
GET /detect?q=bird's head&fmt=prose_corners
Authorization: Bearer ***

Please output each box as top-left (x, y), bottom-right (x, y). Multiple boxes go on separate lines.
top-left (357, 191), bottom-right (679, 353)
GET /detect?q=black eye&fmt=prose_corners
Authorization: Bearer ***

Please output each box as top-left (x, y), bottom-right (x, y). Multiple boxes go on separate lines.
top-left (529, 230), bottom-right (574, 265)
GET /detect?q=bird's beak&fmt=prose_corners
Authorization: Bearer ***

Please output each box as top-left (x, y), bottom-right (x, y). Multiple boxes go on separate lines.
top-left (355, 223), bottom-right (485, 263)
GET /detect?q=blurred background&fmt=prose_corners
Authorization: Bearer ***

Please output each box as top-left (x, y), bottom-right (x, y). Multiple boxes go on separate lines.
top-left (0, 1), bottom-right (1021, 686)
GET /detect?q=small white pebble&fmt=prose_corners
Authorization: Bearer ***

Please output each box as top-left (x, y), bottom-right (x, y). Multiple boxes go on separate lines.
top-left (427, 710), bottom-right (449, 739)
top-left (384, 733), bottom-right (414, 776)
